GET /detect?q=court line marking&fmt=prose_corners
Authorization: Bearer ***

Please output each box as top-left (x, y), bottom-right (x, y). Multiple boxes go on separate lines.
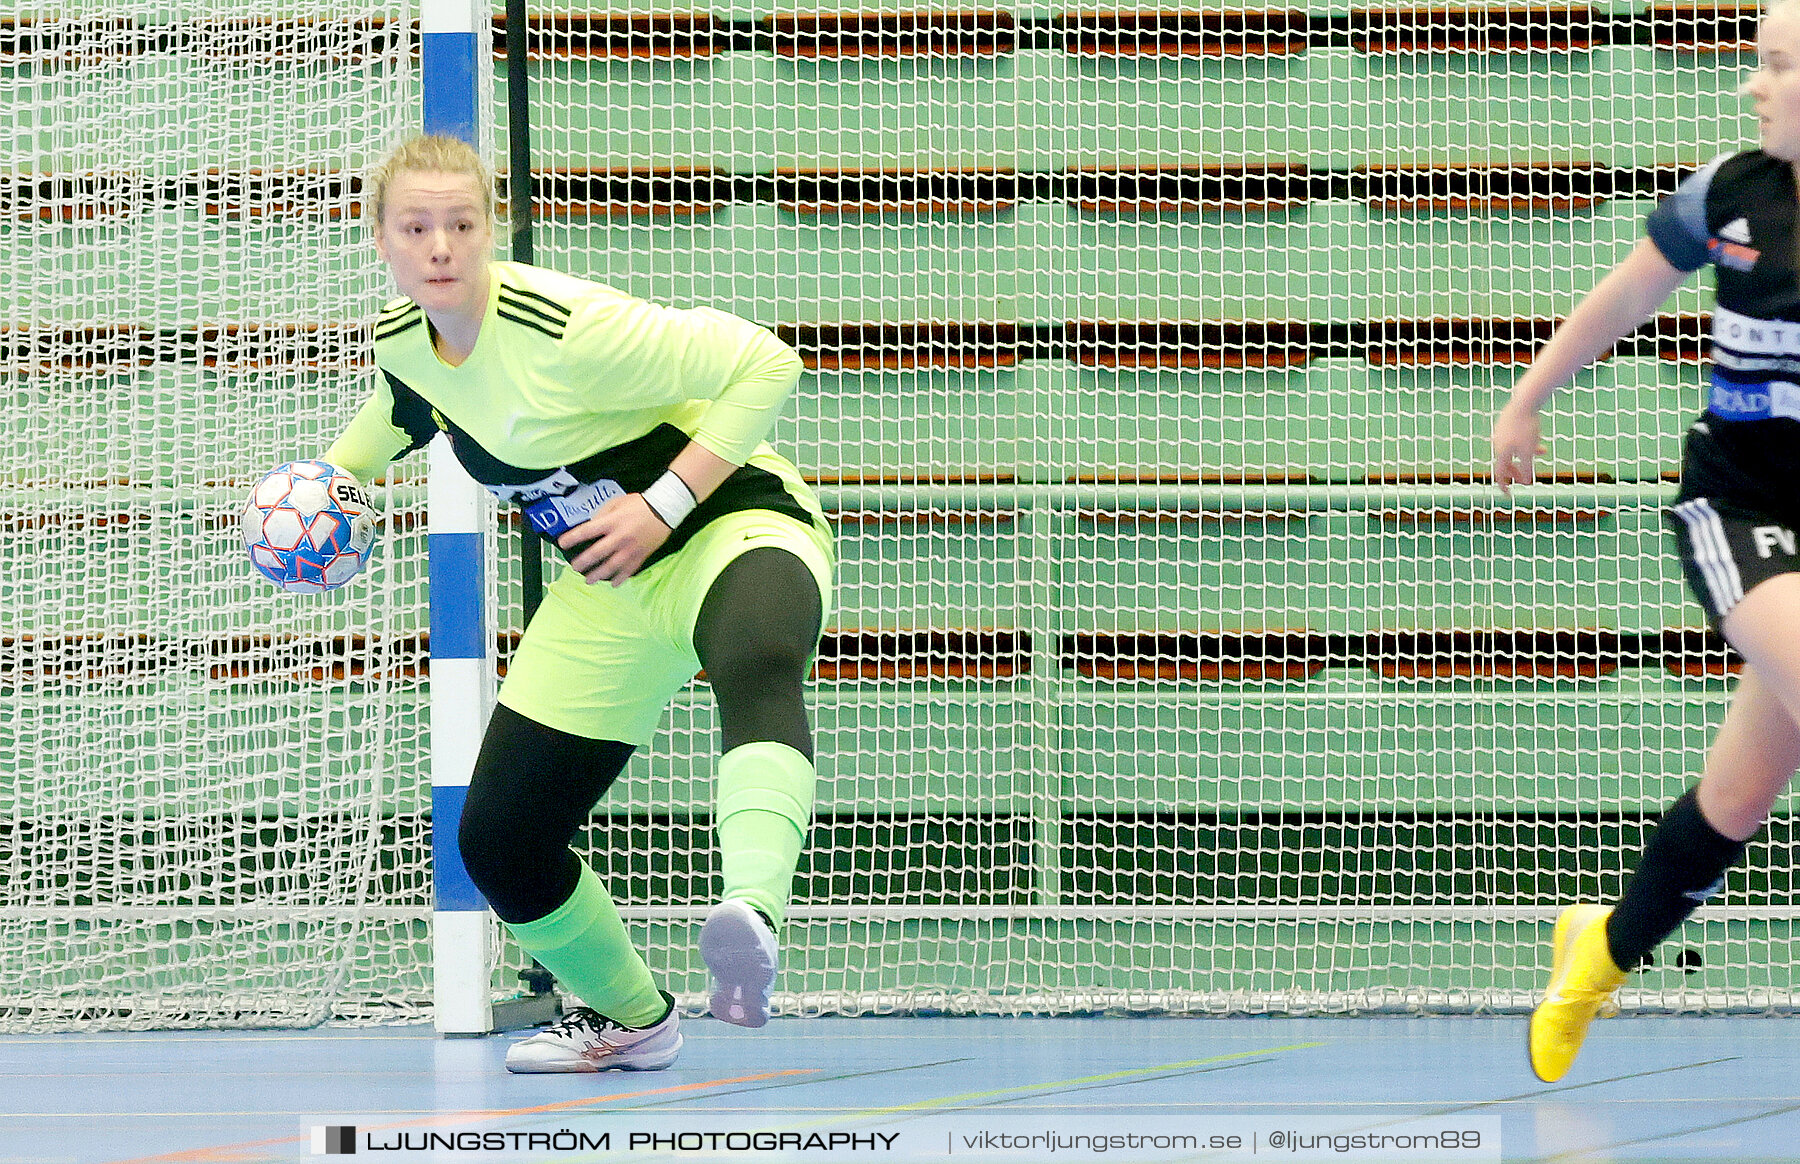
top-left (860, 1043), bottom-right (1325, 1114)
top-left (0, 1072), bottom-right (437, 1082)
top-left (94, 1069), bottom-right (820, 1164)
top-left (788, 1041), bottom-right (1326, 1127)
top-left (1166, 1056), bottom-right (1750, 1163)
top-left (27, 1093), bottom-right (1797, 1121)
top-left (950, 1058), bottom-right (1278, 1112)
top-left (972, 1057), bottom-right (1281, 1108)
top-left (8, 1018), bottom-right (1793, 1049)
top-left (543, 1097), bottom-right (1800, 1112)
top-left (616, 1058), bottom-right (976, 1111)
top-left (3, 1111), bottom-right (452, 1120)
top-left (1533, 1099), bottom-right (1800, 1163)
top-left (1344, 1055), bottom-right (1744, 1128)
top-left (0, 1034), bottom-right (434, 1046)
top-left (533, 1084), bottom-right (1306, 1164)
top-left (14, 1058), bottom-right (1767, 1124)
top-left (517, 1053), bottom-right (1319, 1164)
top-left (412, 1057), bottom-right (986, 1144)
top-left (0, 1068), bottom-right (972, 1124)
top-left (850, 1058), bottom-right (1281, 1134)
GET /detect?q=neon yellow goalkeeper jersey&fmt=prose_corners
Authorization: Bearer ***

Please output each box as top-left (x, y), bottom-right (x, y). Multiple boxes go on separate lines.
top-left (325, 261), bottom-right (826, 567)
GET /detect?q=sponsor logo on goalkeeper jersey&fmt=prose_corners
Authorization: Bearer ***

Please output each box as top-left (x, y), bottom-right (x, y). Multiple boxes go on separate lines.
top-left (482, 467), bottom-right (628, 536)
top-left (520, 479), bottom-right (627, 537)
top-left (485, 467), bottom-right (583, 505)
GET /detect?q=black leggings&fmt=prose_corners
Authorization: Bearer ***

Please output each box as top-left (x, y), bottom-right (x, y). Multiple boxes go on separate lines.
top-left (458, 547), bottom-right (823, 924)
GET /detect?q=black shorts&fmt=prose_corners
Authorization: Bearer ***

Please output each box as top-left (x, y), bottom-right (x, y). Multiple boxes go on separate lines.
top-left (1667, 420), bottom-right (1800, 628)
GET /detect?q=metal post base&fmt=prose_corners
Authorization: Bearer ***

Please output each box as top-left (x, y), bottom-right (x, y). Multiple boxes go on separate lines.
top-left (489, 965), bottom-right (561, 1033)
top-left (490, 991), bottom-right (562, 1033)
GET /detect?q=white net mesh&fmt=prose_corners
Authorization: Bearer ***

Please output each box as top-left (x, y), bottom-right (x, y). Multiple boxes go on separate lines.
top-left (6, 3), bottom-right (1793, 1029)
top-left (498, 4), bottom-right (1791, 1016)
top-left (1, 4), bottom-right (423, 1028)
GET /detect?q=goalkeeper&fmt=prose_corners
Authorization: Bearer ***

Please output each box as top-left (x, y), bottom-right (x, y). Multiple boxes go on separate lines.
top-left (326, 135), bottom-right (832, 1072)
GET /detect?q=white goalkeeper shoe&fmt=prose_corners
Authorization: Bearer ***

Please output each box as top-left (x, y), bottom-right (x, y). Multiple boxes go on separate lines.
top-left (700, 899), bottom-right (779, 1028)
top-left (504, 993), bottom-right (681, 1073)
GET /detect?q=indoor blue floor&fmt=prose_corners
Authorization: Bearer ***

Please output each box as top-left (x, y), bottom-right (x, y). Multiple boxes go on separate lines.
top-left (3, 1016), bottom-right (1796, 1163)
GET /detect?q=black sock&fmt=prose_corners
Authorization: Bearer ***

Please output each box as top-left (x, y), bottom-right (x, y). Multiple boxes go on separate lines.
top-left (1605, 788), bottom-right (1748, 970)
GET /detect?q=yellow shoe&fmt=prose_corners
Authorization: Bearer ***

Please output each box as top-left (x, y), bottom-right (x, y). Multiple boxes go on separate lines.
top-left (1529, 904), bottom-right (1627, 1082)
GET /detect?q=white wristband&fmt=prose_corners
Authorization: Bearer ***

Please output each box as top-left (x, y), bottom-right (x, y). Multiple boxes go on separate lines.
top-left (640, 468), bottom-right (698, 529)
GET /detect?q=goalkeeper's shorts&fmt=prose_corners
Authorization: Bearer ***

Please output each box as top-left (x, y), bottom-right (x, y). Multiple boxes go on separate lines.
top-left (497, 507), bottom-right (835, 745)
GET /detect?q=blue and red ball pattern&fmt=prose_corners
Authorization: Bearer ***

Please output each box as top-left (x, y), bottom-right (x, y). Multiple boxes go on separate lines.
top-left (241, 460), bottom-right (378, 594)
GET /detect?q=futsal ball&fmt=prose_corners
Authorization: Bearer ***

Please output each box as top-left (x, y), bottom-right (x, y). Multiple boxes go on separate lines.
top-left (241, 460), bottom-right (378, 594)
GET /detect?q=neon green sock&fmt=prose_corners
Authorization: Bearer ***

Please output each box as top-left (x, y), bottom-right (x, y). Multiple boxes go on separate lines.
top-left (716, 741), bottom-right (817, 928)
top-left (503, 861), bottom-right (668, 1028)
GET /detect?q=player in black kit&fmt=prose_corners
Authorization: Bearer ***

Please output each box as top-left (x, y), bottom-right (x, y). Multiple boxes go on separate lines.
top-left (1493, 0), bottom-right (1800, 1082)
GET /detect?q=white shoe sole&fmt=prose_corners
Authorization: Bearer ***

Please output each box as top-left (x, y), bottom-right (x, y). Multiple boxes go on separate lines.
top-left (504, 1022), bottom-right (682, 1073)
top-left (505, 1037), bottom-right (681, 1073)
top-left (700, 900), bottom-right (778, 1028)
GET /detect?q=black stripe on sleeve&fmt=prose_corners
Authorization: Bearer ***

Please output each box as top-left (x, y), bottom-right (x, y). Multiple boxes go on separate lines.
top-left (497, 292), bottom-right (569, 331)
top-left (375, 315), bottom-right (425, 343)
top-left (500, 285), bottom-right (572, 319)
top-left (498, 309), bottom-right (565, 341)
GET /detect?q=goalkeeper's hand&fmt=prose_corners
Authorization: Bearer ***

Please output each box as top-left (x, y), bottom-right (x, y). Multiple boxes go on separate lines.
top-left (558, 493), bottom-right (671, 587)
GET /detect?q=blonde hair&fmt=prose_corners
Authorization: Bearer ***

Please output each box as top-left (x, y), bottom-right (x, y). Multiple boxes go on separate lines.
top-left (365, 134), bottom-right (494, 227)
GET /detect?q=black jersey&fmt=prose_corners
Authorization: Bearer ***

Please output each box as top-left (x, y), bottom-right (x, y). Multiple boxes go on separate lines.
top-left (1646, 150), bottom-right (1800, 501)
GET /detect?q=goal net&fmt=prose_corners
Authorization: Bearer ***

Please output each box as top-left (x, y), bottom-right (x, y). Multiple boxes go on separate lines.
top-left (1, 2), bottom-right (427, 1027)
top-left (4, 3), bottom-right (1791, 1030)
top-left (503, 4), bottom-right (1793, 1017)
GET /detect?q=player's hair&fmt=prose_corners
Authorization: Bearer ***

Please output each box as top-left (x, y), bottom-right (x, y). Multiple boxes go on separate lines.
top-left (1737, 1), bottom-right (1800, 94)
top-left (365, 135), bottom-right (495, 228)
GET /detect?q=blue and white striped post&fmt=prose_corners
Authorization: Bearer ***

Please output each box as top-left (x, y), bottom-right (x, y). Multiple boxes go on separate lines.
top-left (422, 0), bottom-right (495, 1037)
